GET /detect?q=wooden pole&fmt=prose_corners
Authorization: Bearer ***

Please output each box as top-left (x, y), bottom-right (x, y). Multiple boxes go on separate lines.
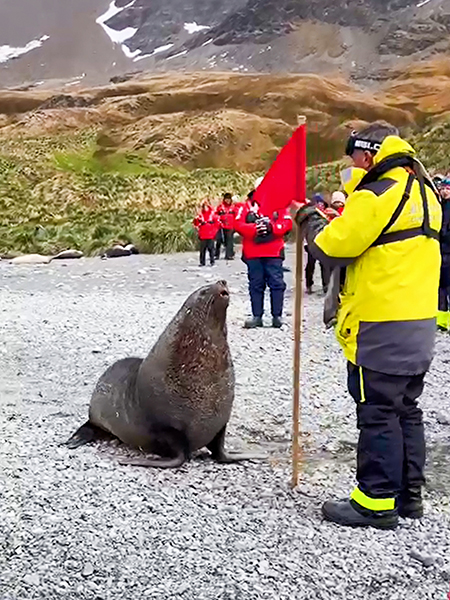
top-left (291, 115), bottom-right (307, 489)
top-left (291, 222), bottom-right (305, 488)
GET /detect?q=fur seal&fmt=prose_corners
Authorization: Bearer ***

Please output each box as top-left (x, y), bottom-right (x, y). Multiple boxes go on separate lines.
top-left (10, 250), bottom-right (83, 265)
top-left (10, 254), bottom-right (52, 265)
top-left (102, 244), bottom-right (139, 259)
top-left (67, 280), bottom-right (260, 467)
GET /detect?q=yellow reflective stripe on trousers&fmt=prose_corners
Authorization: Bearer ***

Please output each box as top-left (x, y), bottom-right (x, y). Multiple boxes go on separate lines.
top-left (359, 367), bottom-right (366, 403)
top-left (351, 487), bottom-right (395, 511)
top-left (437, 311), bottom-right (450, 330)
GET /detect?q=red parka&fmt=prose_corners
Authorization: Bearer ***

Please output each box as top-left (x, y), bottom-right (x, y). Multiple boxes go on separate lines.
top-left (216, 202), bottom-right (238, 230)
top-left (234, 201), bottom-right (293, 260)
top-left (193, 206), bottom-right (219, 240)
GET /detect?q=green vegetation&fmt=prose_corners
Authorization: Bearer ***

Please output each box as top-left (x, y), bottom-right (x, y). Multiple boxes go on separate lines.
top-left (0, 129), bottom-right (346, 256)
top-left (0, 132), bottom-right (257, 256)
top-left (6, 124), bottom-right (441, 257)
top-left (411, 117), bottom-right (450, 174)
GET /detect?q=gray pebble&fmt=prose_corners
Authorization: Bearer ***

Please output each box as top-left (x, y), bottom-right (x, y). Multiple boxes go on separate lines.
top-left (82, 563), bottom-right (95, 577)
top-left (24, 574), bottom-right (40, 586)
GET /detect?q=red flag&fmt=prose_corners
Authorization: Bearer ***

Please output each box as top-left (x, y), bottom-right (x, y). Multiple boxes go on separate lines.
top-left (253, 123), bottom-right (307, 216)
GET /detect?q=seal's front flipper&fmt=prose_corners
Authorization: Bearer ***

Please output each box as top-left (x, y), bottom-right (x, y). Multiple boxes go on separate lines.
top-left (214, 451), bottom-right (267, 464)
top-left (118, 453), bottom-right (186, 469)
top-left (207, 427), bottom-right (267, 463)
top-left (65, 421), bottom-right (110, 449)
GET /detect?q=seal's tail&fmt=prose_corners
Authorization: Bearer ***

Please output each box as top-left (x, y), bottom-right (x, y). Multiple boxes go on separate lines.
top-left (66, 421), bottom-right (105, 449)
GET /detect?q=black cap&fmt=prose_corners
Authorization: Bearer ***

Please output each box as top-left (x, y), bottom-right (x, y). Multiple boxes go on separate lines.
top-left (345, 131), bottom-right (382, 157)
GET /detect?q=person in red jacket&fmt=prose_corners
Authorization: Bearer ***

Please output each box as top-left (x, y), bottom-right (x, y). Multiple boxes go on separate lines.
top-left (235, 191), bottom-right (293, 328)
top-left (215, 192), bottom-right (238, 260)
top-left (193, 201), bottom-right (219, 266)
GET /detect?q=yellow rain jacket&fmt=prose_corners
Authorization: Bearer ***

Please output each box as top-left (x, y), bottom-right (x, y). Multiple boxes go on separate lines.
top-left (309, 136), bottom-right (442, 375)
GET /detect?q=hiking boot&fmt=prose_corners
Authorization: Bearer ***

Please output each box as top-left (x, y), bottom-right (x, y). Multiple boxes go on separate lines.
top-left (322, 499), bottom-right (398, 530)
top-left (272, 316), bottom-right (283, 329)
top-left (244, 316), bottom-right (263, 329)
top-left (398, 488), bottom-right (423, 519)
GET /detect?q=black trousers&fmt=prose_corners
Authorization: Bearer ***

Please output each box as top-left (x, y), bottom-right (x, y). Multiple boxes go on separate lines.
top-left (347, 363), bottom-right (426, 499)
top-left (215, 229), bottom-right (234, 260)
top-left (199, 239), bottom-right (215, 266)
top-left (438, 252), bottom-right (450, 312)
top-left (305, 247), bottom-right (330, 291)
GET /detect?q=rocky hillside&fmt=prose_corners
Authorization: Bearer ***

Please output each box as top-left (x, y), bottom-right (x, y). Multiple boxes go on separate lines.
top-left (1, 63), bottom-right (450, 256)
top-left (0, 71), bottom-right (417, 171)
top-left (2, 0), bottom-right (450, 89)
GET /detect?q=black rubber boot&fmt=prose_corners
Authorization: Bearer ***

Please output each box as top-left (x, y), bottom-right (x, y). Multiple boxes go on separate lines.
top-left (398, 488), bottom-right (423, 519)
top-left (272, 316), bottom-right (283, 328)
top-left (322, 499), bottom-right (399, 530)
top-left (244, 316), bottom-right (263, 329)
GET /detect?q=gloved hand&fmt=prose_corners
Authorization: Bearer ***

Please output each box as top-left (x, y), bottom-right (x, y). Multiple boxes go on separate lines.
top-left (324, 207), bottom-right (340, 221)
top-left (295, 203), bottom-right (318, 226)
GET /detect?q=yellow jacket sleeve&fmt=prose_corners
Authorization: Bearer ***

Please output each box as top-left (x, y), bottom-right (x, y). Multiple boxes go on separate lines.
top-left (314, 189), bottom-right (389, 259)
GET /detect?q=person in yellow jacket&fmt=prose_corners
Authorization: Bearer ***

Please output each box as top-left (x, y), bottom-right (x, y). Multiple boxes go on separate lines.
top-left (296, 121), bottom-right (442, 529)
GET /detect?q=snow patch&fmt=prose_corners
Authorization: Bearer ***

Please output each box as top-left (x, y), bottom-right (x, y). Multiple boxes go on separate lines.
top-left (133, 43), bottom-right (174, 62)
top-left (166, 50), bottom-right (188, 61)
top-left (202, 39), bottom-right (214, 47)
top-left (184, 22), bottom-right (210, 35)
top-left (417, 0), bottom-right (432, 6)
top-left (96, 1), bottom-right (139, 59)
top-left (0, 35), bottom-right (49, 64)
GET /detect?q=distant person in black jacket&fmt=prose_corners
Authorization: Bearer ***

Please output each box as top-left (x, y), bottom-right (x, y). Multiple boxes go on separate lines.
top-left (304, 193), bottom-right (330, 294)
top-left (435, 176), bottom-right (450, 331)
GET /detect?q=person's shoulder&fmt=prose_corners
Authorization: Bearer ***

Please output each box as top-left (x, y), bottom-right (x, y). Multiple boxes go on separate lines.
top-left (357, 178), bottom-right (398, 197)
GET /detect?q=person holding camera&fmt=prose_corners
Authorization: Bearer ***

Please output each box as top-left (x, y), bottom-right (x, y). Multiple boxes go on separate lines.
top-left (235, 191), bottom-right (292, 328)
top-left (193, 201), bottom-right (219, 266)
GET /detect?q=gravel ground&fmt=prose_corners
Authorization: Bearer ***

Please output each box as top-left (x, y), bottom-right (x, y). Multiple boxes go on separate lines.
top-left (1, 247), bottom-right (449, 600)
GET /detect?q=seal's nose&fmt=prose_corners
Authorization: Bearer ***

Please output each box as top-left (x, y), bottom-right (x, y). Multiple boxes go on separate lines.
top-left (216, 280), bottom-right (229, 298)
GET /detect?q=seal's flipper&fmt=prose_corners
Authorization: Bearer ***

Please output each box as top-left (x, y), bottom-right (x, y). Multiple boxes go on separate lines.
top-left (207, 426), bottom-right (267, 463)
top-left (118, 453), bottom-right (186, 469)
top-left (215, 451), bottom-right (267, 463)
top-left (66, 421), bottom-right (111, 449)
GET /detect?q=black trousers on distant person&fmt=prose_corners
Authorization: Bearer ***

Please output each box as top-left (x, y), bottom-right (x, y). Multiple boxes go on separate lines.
top-left (199, 239), bottom-right (215, 266)
top-left (215, 229), bottom-right (234, 260)
top-left (305, 246), bottom-right (330, 292)
top-left (347, 363), bottom-right (426, 500)
top-left (438, 253), bottom-right (450, 312)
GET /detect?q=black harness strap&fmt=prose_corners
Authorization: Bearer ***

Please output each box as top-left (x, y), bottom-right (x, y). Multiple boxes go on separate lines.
top-left (371, 226), bottom-right (440, 247)
top-left (381, 173), bottom-right (415, 235)
top-left (359, 154), bottom-right (440, 248)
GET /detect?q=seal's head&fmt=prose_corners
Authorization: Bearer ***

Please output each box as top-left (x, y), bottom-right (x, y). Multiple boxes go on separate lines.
top-left (183, 280), bottom-right (230, 332)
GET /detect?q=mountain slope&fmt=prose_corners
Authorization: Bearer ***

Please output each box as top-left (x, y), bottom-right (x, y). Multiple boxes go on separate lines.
top-left (2, 0), bottom-right (450, 89)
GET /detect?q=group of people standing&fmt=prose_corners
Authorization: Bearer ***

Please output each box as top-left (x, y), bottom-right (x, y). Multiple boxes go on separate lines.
top-left (193, 184), bottom-right (344, 329)
top-left (192, 193), bottom-right (239, 266)
top-left (192, 120), bottom-right (449, 531)
top-left (193, 187), bottom-right (293, 327)
top-left (304, 191), bottom-right (346, 294)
